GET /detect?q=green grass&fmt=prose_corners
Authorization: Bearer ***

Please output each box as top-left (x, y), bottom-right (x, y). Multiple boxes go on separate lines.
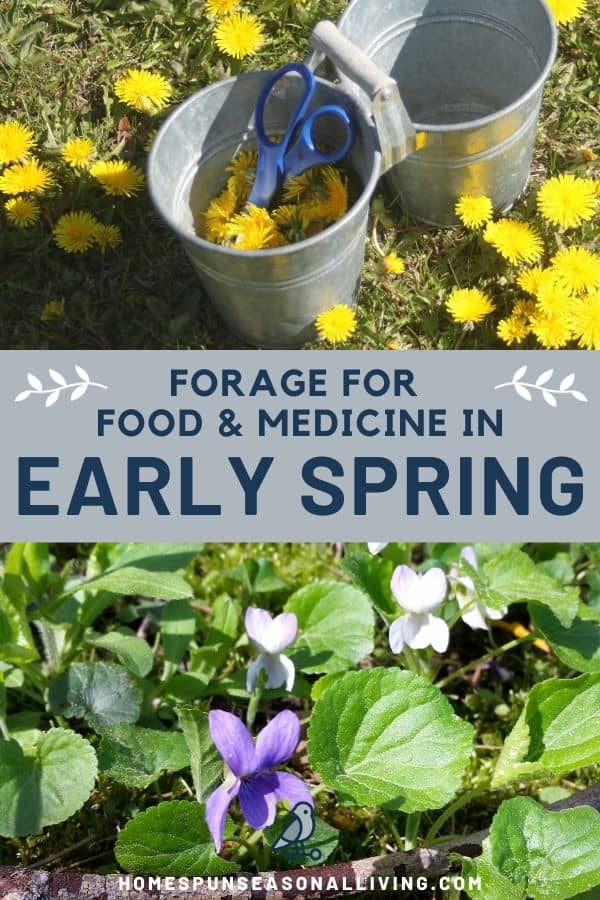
top-left (0, 0), bottom-right (598, 349)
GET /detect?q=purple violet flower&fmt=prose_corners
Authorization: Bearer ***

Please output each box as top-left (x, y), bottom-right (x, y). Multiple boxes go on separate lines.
top-left (205, 709), bottom-right (313, 852)
top-left (245, 607), bottom-right (297, 692)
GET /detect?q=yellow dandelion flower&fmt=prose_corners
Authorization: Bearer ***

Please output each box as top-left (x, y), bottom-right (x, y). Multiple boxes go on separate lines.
top-left (0, 158), bottom-right (53, 195)
top-left (272, 203), bottom-right (316, 242)
top-left (483, 219), bottom-right (544, 265)
top-left (497, 315), bottom-right (530, 346)
top-left (226, 150), bottom-right (258, 186)
top-left (206, 0), bottom-right (239, 15)
top-left (202, 187), bottom-right (239, 242)
top-left (5, 196), bottom-right (40, 228)
top-left (89, 159), bottom-right (144, 197)
top-left (517, 265), bottom-right (545, 296)
top-left (545, 0), bottom-right (587, 24)
top-left (94, 223), bottom-right (122, 252)
top-left (382, 252), bottom-right (405, 276)
top-left (305, 166), bottom-right (348, 225)
top-left (226, 174), bottom-right (251, 206)
top-left (535, 270), bottom-right (574, 317)
top-left (114, 69), bottom-right (173, 113)
top-left (315, 304), bottom-right (357, 342)
top-left (62, 137), bottom-right (95, 169)
top-left (454, 194), bottom-right (493, 228)
top-left (513, 298), bottom-right (538, 318)
top-left (568, 290), bottom-right (600, 349)
top-left (54, 211), bottom-right (100, 253)
top-left (446, 287), bottom-right (494, 325)
top-left (0, 120), bottom-right (35, 165)
top-left (214, 11), bottom-right (265, 59)
top-left (550, 246), bottom-right (600, 295)
top-left (529, 312), bottom-right (573, 349)
top-left (537, 173), bottom-right (597, 229)
top-left (282, 168), bottom-right (323, 203)
top-left (224, 204), bottom-right (286, 250)
top-left (40, 298), bottom-right (65, 322)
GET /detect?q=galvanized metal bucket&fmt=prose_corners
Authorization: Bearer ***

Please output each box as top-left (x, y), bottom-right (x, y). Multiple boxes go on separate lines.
top-left (148, 72), bottom-right (381, 348)
top-left (326, 0), bottom-right (558, 226)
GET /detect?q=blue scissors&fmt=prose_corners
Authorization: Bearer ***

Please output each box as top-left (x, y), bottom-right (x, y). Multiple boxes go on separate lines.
top-left (247, 63), bottom-right (356, 210)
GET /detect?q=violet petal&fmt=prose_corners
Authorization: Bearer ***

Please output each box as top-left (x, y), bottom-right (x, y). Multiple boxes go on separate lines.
top-left (208, 709), bottom-right (256, 777)
top-left (272, 771), bottom-right (313, 809)
top-left (205, 779), bottom-right (240, 853)
top-left (238, 772), bottom-right (279, 829)
top-left (264, 613), bottom-right (297, 654)
top-left (255, 709), bottom-right (300, 771)
top-left (244, 607), bottom-right (276, 654)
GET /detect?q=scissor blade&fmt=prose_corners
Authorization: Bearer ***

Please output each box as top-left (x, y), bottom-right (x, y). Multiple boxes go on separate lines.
top-left (372, 84), bottom-right (416, 173)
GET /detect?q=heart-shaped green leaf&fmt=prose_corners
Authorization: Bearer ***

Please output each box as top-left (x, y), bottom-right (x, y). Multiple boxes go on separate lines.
top-left (48, 662), bottom-right (142, 730)
top-left (285, 581), bottom-right (374, 673)
top-left (462, 797), bottom-right (600, 899)
top-left (531, 603), bottom-right (600, 674)
top-left (493, 673), bottom-right (600, 788)
top-left (115, 800), bottom-right (239, 875)
top-left (97, 724), bottom-right (190, 788)
top-left (0, 728), bottom-right (97, 837)
top-left (308, 668), bottom-right (473, 811)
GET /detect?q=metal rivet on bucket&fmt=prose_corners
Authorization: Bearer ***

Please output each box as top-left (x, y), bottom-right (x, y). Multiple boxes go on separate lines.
top-left (323, 0), bottom-right (558, 226)
top-left (147, 72), bottom-right (381, 348)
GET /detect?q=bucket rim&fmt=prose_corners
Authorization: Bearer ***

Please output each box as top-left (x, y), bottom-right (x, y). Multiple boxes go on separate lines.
top-left (337, 0), bottom-right (559, 134)
top-left (147, 72), bottom-right (382, 260)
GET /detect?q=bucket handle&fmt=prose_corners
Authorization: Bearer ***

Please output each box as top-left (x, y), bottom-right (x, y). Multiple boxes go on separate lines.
top-left (309, 20), bottom-right (417, 172)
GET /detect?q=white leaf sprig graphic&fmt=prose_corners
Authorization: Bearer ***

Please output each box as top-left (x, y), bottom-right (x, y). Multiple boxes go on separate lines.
top-left (495, 366), bottom-right (588, 408)
top-left (14, 366), bottom-right (108, 407)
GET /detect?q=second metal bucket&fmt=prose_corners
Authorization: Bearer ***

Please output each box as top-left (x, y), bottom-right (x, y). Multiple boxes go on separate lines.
top-left (148, 73), bottom-right (381, 348)
top-left (334, 0), bottom-right (558, 226)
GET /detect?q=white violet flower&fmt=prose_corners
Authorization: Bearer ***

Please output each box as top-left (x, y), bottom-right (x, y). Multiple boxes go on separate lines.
top-left (389, 565), bottom-right (450, 654)
top-left (450, 546), bottom-right (507, 631)
top-left (245, 607), bottom-right (297, 692)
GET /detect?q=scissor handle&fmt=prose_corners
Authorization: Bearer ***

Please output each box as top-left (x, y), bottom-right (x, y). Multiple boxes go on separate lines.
top-left (254, 62), bottom-right (315, 149)
top-left (283, 105), bottom-right (356, 180)
top-left (248, 63), bottom-right (315, 208)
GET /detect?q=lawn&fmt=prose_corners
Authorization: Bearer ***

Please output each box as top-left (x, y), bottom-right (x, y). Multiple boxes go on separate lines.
top-left (0, 0), bottom-right (598, 350)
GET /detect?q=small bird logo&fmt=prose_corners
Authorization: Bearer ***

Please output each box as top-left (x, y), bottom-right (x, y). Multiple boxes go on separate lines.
top-left (271, 802), bottom-right (321, 861)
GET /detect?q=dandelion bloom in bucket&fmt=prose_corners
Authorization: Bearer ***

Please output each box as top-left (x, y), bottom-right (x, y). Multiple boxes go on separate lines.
top-left (449, 547), bottom-right (507, 632)
top-left (5, 196), bottom-right (40, 228)
top-left (89, 160), bottom-right (144, 197)
top-left (568, 291), bottom-right (600, 349)
top-left (455, 194), bottom-right (493, 229)
top-left (389, 565), bottom-right (449, 653)
top-left (513, 298), bottom-right (537, 319)
top-left (546, 0), bottom-right (587, 25)
top-left (382, 252), bottom-right (405, 276)
top-left (54, 211), bottom-right (100, 253)
top-left (315, 304), bottom-right (357, 343)
top-left (483, 220), bottom-right (544, 265)
top-left (205, 709), bottom-right (312, 852)
top-left (62, 138), bottom-right (95, 169)
top-left (224, 205), bottom-right (286, 250)
top-left (94, 223), bottom-right (122, 252)
top-left (0, 120), bottom-right (35, 165)
top-left (245, 607), bottom-right (297, 692)
top-left (206, 0), bottom-right (239, 15)
top-left (0, 158), bottom-right (53, 195)
top-left (214, 11), bottom-right (265, 59)
top-left (550, 247), bottom-right (600, 296)
top-left (537, 174), bottom-right (597, 229)
top-left (114, 68), bottom-right (173, 113)
top-left (306, 167), bottom-right (348, 225)
top-left (447, 287), bottom-right (494, 326)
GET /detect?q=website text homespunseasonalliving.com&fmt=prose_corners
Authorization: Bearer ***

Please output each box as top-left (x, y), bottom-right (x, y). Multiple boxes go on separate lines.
top-left (117, 874), bottom-right (482, 894)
